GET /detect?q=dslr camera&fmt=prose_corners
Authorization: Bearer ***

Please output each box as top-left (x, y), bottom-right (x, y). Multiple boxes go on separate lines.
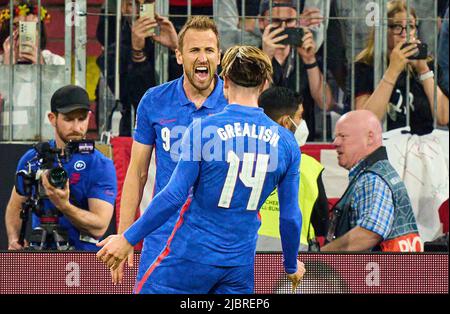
top-left (15, 140), bottom-right (95, 250)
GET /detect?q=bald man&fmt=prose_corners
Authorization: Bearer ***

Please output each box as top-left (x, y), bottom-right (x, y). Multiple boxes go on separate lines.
top-left (322, 110), bottom-right (423, 252)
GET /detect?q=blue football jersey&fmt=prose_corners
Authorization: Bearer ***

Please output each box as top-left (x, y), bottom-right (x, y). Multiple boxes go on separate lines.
top-left (132, 75), bottom-right (228, 253)
top-left (125, 104), bottom-right (302, 274)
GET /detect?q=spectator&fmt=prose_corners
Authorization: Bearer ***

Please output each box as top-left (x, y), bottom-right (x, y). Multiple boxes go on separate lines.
top-left (96, 0), bottom-right (178, 136)
top-left (354, 0), bottom-right (449, 135)
top-left (0, 1), bottom-right (64, 65)
top-left (438, 8), bottom-right (449, 98)
top-left (257, 86), bottom-right (329, 252)
top-left (0, 1), bottom-right (65, 141)
top-left (214, 0), bottom-right (261, 51)
top-left (322, 110), bottom-right (422, 252)
top-left (335, 0), bottom-right (446, 112)
top-left (215, 0), bottom-right (330, 53)
top-left (5, 85), bottom-right (117, 251)
top-left (259, 0), bottom-right (334, 141)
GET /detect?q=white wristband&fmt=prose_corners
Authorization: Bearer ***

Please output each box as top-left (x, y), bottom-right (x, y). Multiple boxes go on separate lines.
top-left (419, 70), bottom-right (434, 82)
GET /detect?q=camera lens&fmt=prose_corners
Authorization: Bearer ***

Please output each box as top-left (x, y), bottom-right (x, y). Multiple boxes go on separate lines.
top-left (48, 167), bottom-right (68, 189)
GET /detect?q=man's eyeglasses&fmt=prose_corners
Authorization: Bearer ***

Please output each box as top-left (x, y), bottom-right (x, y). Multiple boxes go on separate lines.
top-left (269, 18), bottom-right (298, 28)
top-left (388, 24), bottom-right (417, 35)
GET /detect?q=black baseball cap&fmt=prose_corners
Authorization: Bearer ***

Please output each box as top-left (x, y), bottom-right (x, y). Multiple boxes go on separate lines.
top-left (259, 0), bottom-right (298, 15)
top-left (50, 85), bottom-right (91, 114)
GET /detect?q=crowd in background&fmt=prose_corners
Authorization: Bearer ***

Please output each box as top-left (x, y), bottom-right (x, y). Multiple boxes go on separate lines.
top-left (0, 0), bottom-right (448, 141)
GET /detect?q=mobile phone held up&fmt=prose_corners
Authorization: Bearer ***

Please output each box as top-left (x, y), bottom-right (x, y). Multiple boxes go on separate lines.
top-left (140, 2), bottom-right (156, 34)
top-left (401, 42), bottom-right (428, 60)
top-left (19, 21), bottom-right (36, 55)
top-left (279, 27), bottom-right (304, 47)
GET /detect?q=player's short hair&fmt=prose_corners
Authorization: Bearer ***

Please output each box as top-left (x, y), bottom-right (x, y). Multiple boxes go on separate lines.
top-left (220, 45), bottom-right (273, 89)
top-left (258, 86), bottom-right (303, 121)
top-left (178, 16), bottom-right (220, 51)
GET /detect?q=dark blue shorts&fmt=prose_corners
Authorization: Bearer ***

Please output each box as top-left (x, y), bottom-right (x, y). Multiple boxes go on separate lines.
top-left (134, 253), bottom-right (254, 294)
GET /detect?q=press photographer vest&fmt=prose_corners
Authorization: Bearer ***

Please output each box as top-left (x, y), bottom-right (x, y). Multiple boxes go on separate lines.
top-left (327, 147), bottom-right (423, 252)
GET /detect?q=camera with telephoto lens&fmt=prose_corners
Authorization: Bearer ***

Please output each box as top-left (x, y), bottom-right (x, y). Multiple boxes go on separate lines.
top-left (15, 140), bottom-right (95, 251)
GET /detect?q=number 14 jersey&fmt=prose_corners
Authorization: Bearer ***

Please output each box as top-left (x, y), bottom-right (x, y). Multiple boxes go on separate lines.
top-left (125, 104), bottom-right (302, 273)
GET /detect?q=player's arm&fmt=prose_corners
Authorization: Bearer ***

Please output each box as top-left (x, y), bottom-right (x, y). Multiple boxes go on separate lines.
top-left (118, 90), bottom-right (156, 235)
top-left (124, 121), bottom-right (201, 244)
top-left (277, 148), bottom-right (302, 275)
top-left (97, 122), bottom-right (201, 269)
top-left (123, 157), bottom-right (199, 245)
top-left (97, 157), bottom-right (200, 269)
top-left (118, 141), bottom-right (152, 234)
top-left (5, 187), bottom-right (27, 249)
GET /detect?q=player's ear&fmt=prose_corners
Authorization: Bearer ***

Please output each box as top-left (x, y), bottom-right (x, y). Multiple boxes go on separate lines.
top-left (175, 48), bottom-right (183, 65)
top-left (223, 76), bottom-right (229, 89)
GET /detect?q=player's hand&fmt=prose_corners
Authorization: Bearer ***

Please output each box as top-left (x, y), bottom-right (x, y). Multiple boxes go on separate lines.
top-left (96, 234), bottom-right (133, 271)
top-left (286, 260), bottom-right (306, 293)
top-left (110, 251), bottom-right (134, 285)
top-left (262, 24), bottom-right (288, 60)
top-left (41, 173), bottom-right (71, 211)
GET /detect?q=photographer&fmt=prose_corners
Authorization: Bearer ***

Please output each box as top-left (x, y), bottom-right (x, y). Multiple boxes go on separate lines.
top-left (354, 0), bottom-right (449, 134)
top-left (5, 85), bottom-right (117, 251)
top-left (258, 0), bottom-right (334, 141)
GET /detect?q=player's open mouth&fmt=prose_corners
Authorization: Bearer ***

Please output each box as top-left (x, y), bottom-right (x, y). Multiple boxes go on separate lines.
top-left (195, 66), bottom-right (209, 81)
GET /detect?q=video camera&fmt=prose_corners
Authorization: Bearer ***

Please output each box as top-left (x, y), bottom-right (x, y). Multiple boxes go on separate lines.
top-left (15, 140), bottom-right (95, 251)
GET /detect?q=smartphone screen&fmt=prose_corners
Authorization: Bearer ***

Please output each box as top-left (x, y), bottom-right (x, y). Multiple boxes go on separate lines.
top-left (279, 28), bottom-right (304, 47)
top-left (401, 42), bottom-right (428, 60)
top-left (19, 21), bottom-right (37, 55)
top-left (140, 3), bottom-right (156, 34)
